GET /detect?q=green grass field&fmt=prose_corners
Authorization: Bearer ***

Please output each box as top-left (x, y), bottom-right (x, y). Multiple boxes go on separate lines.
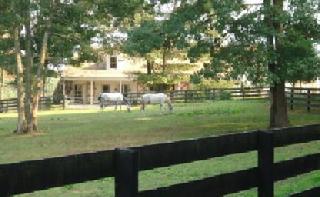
top-left (0, 100), bottom-right (319, 196)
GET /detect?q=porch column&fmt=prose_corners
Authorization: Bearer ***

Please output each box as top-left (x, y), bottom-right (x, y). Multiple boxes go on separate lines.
top-left (90, 80), bottom-right (93, 104)
top-left (119, 80), bottom-right (122, 93)
top-left (62, 80), bottom-right (66, 109)
top-left (82, 84), bottom-right (86, 104)
top-left (62, 80), bottom-right (66, 96)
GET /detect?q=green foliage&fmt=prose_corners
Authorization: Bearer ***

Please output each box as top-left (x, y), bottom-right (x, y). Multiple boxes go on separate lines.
top-left (169, 0), bottom-right (320, 84)
top-left (191, 79), bottom-right (235, 90)
top-left (136, 62), bottom-right (197, 89)
top-left (219, 90), bottom-right (231, 100)
top-left (123, 21), bottom-right (165, 56)
top-left (123, 1), bottom-right (200, 90)
top-left (99, 0), bottom-right (145, 19)
top-left (0, 85), bottom-right (16, 99)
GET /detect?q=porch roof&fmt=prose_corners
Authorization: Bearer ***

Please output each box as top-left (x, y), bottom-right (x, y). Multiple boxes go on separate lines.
top-left (61, 67), bottom-right (137, 81)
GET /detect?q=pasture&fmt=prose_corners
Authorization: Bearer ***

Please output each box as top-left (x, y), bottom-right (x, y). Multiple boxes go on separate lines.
top-left (0, 100), bottom-right (319, 196)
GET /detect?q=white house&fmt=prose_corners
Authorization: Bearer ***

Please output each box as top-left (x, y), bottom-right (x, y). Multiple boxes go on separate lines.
top-left (60, 53), bottom-right (202, 104)
top-left (61, 54), bottom-right (147, 104)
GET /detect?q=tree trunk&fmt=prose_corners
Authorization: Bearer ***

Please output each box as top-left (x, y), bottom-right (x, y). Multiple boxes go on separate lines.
top-left (0, 67), bottom-right (3, 100)
top-left (24, 10), bottom-right (34, 133)
top-left (269, 82), bottom-right (288, 128)
top-left (32, 31), bottom-right (49, 131)
top-left (42, 69), bottom-right (47, 98)
top-left (264, 0), bottom-right (288, 128)
top-left (147, 59), bottom-right (152, 75)
top-left (162, 47), bottom-right (167, 73)
top-left (14, 26), bottom-right (27, 133)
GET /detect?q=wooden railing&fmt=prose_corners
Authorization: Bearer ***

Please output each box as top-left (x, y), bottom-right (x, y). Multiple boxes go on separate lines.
top-left (286, 87), bottom-right (320, 111)
top-left (3, 87), bottom-right (320, 112)
top-left (64, 87), bottom-right (269, 106)
top-left (0, 97), bottom-right (52, 113)
top-left (0, 98), bottom-right (17, 113)
top-left (124, 87), bottom-right (269, 104)
top-left (0, 124), bottom-right (319, 197)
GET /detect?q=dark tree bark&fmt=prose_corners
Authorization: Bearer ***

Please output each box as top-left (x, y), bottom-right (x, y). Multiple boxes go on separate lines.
top-left (0, 67), bottom-right (3, 100)
top-left (24, 5), bottom-right (34, 133)
top-left (269, 82), bottom-right (288, 128)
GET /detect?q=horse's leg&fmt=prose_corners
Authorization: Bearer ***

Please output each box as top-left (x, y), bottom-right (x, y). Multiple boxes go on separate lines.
top-left (167, 100), bottom-right (173, 112)
top-left (160, 101), bottom-right (163, 110)
top-left (99, 99), bottom-right (103, 110)
top-left (126, 100), bottom-right (131, 112)
top-left (100, 99), bottom-right (105, 111)
top-left (140, 100), bottom-right (145, 111)
top-left (115, 101), bottom-right (119, 111)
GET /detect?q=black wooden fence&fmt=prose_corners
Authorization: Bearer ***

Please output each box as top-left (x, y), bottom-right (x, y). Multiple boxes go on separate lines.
top-left (287, 87), bottom-right (320, 112)
top-left (0, 124), bottom-right (319, 197)
top-left (0, 97), bottom-right (52, 113)
top-left (125, 87), bottom-right (269, 104)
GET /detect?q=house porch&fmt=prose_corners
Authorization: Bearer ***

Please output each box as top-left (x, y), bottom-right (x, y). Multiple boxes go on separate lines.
top-left (62, 79), bottom-right (141, 104)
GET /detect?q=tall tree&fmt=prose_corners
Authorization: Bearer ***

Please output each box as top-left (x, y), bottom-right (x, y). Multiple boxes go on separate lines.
top-left (0, 0), bottom-right (27, 133)
top-left (14, 26), bottom-right (26, 133)
top-left (24, 0), bottom-right (34, 133)
top-left (173, 0), bottom-right (320, 127)
top-left (123, 0), bottom-right (191, 90)
top-left (24, 0), bottom-right (95, 132)
top-left (32, 0), bottom-right (54, 131)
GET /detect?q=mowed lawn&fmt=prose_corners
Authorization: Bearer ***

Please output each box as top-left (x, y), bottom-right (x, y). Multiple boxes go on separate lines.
top-left (0, 100), bottom-right (319, 196)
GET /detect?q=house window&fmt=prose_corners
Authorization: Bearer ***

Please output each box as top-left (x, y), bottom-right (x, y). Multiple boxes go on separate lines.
top-left (103, 85), bottom-right (110, 93)
top-left (110, 57), bottom-right (117, 69)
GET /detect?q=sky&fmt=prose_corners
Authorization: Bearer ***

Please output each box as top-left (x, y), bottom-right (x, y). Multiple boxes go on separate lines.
top-left (243, 0), bottom-right (263, 4)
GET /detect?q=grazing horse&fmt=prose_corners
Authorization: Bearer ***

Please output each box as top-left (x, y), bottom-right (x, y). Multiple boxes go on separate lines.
top-left (98, 93), bottom-right (125, 110)
top-left (140, 93), bottom-right (173, 112)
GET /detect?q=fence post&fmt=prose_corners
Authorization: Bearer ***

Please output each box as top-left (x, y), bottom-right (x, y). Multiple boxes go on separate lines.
top-left (63, 95), bottom-right (66, 110)
top-left (184, 90), bottom-right (188, 103)
top-left (115, 148), bottom-right (139, 197)
top-left (6, 100), bottom-right (9, 113)
top-left (241, 84), bottom-right (245, 100)
top-left (39, 97), bottom-right (42, 110)
top-left (258, 131), bottom-right (274, 197)
top-left (170, 91), bottom-right (174, 102)
top-left (307, 89), bottom-right (311, 112)
top-left (290, 88), bottom-right (294, 110)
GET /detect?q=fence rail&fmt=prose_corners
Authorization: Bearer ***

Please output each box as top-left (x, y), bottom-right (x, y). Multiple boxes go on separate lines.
top-left (124, 87), bottom-right (270, 105)
top-left (9, 87), bottom-right (317, 112)
top-left (0, 124), bottom-right (319, 197)
top-left (0, 97), bottom-right (52, 113)
top-left (286, 87), bottom-right (320, 111)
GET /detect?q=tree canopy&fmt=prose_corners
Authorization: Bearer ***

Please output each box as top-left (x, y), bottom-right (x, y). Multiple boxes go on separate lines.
top-left (174, 0), bottom-right (320, 84)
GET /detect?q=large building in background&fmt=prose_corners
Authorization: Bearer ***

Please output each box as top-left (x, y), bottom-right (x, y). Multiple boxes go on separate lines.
top-left (61, 54), bottom-right (146, 104)
top-left (60, 53), bottom-right (200, 104)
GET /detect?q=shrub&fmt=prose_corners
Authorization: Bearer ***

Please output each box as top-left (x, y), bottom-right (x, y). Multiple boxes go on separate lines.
top-left (219, 90), bottom-right (231, 100)
top-left (191, 79), bottom-right (235, 90)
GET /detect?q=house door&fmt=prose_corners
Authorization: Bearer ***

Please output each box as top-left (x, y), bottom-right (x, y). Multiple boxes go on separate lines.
top-left (103, 85), bottom-right (110, 93)
top-left (74, 84), bottom-right (83, 103)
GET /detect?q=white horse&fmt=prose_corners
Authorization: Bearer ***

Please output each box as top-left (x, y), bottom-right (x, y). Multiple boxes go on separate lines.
top-left (140, 93), bottom-right (173, 111)
top-left (98, 93), bottom-right (126, 110)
